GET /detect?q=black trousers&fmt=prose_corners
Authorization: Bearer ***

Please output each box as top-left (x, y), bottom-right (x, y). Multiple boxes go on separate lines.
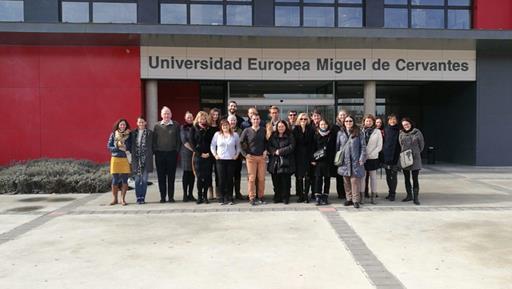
top-left (155, 150), bottom-right (178, 201)
top-left (336, 175), bottom-right (345, 197)
top-left (313, 175), bottom-right (330, 195)
top-left (403, 169), bottom-right (420, 194)
top-left (182, 170), bottom-right (195, 199)
top-left (233, 159), bottom-right (243, 196)
top-left (216, 160), bottom-right (236, 202)
top-left (385, 167), bottom-right (398, 196)
top-left (272, 173), bottom-right (291, 202)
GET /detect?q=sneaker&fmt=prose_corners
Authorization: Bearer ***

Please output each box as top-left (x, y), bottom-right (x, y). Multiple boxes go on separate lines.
top-left (159, 199), bottom-right (166, 203)
top-left (228, 201), bottom-right (235, 205)
top-left (258, 198), bottom-right (266, 205)
top-left (354, 202), bottom-right (360, 209)
top-left (250, 199), bottom-right (257, 206)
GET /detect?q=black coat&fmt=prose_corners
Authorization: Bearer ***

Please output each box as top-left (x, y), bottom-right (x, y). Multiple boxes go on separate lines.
top-left (267, 132), bottom-right (296, 175)
top-left (190, 124), bottom-right (215, 178)
top-left (292, 125), bottom-right (315, 178)
top-left (311, 130), bottom-right (336, 177)
top-left (383, 124), bottom-right (400, 166)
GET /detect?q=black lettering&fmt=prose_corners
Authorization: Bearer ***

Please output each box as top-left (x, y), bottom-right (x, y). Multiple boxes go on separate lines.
top-left (149, 56), bottom-right (159, 69)
top-left (396, 59), bottom-right (406, 71)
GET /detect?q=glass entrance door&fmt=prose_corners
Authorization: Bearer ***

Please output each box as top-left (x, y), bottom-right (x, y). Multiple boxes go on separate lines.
top-left (228, 81), bottom-right (335, 123)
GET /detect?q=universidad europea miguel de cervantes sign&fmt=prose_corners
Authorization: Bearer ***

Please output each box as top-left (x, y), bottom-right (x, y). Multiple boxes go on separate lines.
top-left (141, 47), bottom-right (475, 81)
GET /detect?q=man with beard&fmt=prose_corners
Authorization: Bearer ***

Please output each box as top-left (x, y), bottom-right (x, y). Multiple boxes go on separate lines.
top-left (222, 100), bottom-right (244, 128)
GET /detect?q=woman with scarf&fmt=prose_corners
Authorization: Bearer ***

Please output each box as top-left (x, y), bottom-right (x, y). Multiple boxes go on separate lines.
top-left (107, 118), bottom-right (132, 206)
top-left (292, 113), bottom-right (314, 203)
top-left (208, 108), bottom-right (221, 200)
top-left (311, 119), bottom-right (335, 206)
top-left (399, 117), bottom-right (425, 205)
top-left (190, 111), bottom-right (215, 204)
top-left (130, 117), bottom-right (153, 204)
top-left (336, 115), bottom-right (367, 209)
top-left (360, 114), bottom-right (383, 204)
top-left (267, 120), bottom-right (295, 204)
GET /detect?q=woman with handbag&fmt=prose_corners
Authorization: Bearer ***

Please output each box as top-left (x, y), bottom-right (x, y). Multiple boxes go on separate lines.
top-left (360, 114), bottom-right (383, 204)
top-left (399, 117), bottom-right (425, 205)
top-left (311, 119), bottom-right (335, 206)
top-left (107, 118), bottom-right (132, 206)
top-left (267, 120), bottom-right (295, 204)
top-left (336, 115), bottom-right (367, 209)
top-left (292, 113), bottom-right (314, 203)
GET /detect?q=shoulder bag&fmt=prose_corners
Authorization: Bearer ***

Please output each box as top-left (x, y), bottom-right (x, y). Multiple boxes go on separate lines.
top-left (400, 149), bottom-right (414, 169)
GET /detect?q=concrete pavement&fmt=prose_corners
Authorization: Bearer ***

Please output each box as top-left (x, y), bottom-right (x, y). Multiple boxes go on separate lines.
top-left (0, 164), bottom-right (511, 289)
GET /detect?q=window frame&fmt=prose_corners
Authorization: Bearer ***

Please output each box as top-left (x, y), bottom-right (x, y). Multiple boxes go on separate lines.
top-left (383, 0), bottom-right (472, 29)
top-left (59, 0), bottom-right (138, 23)
top-left (159, 0), bottom-right (254, 26)
top-left (274, 0), bottom-right (365, 28)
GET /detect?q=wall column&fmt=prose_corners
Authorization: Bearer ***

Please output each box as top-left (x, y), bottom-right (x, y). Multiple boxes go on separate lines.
top-left (145, 80), bottom-right (158, 129)
top-left (364, 80), bottom-right (376, 116)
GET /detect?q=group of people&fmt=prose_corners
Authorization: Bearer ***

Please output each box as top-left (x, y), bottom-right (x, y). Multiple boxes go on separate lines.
top-left (107, 101), bottom-right (425, 208)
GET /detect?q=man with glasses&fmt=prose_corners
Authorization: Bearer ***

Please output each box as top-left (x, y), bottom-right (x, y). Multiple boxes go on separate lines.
top-left (287, 110), bottom-right (297, 130)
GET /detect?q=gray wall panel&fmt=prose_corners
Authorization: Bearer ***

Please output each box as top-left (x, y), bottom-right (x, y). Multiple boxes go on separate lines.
top-left (138, 0), bottom-right (159, 24)
top-left (254, 0), bottom-right (273, 27)
top-left (476, 51), bottom-right (512, 165)
top-left (24, 0), bottom-right (59, 23)
top-left (366, 0), bottom-right (384, 28)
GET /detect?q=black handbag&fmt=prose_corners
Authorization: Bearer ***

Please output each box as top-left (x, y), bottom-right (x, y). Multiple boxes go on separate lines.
top-left (313, 148), bottom-right (326, 160)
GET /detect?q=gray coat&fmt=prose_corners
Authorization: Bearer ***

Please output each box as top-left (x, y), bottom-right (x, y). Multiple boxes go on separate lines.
top-left (336, 129), bottom-right (367, 178)
top-left (399, 128), bottom-right (424, 171)
top-left (130, 129), bottom-right (154, 173)
top-left (180, 124), bottom-right (194, 171)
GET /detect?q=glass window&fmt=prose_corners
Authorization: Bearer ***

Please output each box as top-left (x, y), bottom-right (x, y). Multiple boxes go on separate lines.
top-left (190, 4), bottom-right (223, 25)
top-left (384, 0), bottom-right (407, 4)
top-left (0, 0), bottom-right (23, 22)
top-left (62, 2), bottom-right (89, 23)
top-left (275, 6), bottom-right (300, 26)
top-left (448, 9), bottom-right (470, 29)
top-left (275, 0), bottom-right (299, 2)
top-left (338, 0), bottom-right (362, 3)
top-left (338, 7), bottom-right (362, 27)
top-left (93, 2), bottom-right (137, 23)
top-left (384, 8), bottom-right (408, 28)
top-left (304, 0), bottom-right (334, 3)
top-left (448, 0), bottom-right (471, 5)
top-left (411, 0), bottom-right (444, 5)
top-left (411, 9), bottom-right (444, 28)
top-left (227, 5), bottom-right (252, 26)
top-left (160, 4), bottom-right (187, 24)
top-left (304, 7), bottom-right (334, 27)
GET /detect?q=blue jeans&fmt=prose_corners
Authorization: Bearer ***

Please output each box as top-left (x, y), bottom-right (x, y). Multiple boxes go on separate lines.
top-left (134, 171), bottom-right (149, 201)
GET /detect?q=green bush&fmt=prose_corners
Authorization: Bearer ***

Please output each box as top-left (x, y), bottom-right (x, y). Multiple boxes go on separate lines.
top-left (0, 159), bottom-right (112, 194)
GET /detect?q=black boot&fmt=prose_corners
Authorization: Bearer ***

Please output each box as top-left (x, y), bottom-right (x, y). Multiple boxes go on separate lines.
top-left (402, 186), bottom-right (413, 202)
top-left (315, 194), bottom-right (321, 206)
top-left (370, 192), bottom-right (376, 204)
top-left (386, 193), bottom-right (396, 201)
top-left (413, 187), bottom-right (420, 205)
top-left (321, 194), bottom-right (329, 205)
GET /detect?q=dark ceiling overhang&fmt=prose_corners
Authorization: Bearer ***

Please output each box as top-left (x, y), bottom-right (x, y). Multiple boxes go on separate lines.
top-left (1, 22), bottom-right (511, 50)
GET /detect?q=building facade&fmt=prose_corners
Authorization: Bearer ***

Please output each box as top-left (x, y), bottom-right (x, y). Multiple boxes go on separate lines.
top-left (1, 0), bottom-right (511, 165)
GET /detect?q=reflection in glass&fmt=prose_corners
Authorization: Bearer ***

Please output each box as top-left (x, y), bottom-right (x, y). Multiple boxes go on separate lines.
top-left (227, 5), bottom-right (252, 26)
top-left (0, 1), bottom-right (23, 22)
top-left (448, 0), bottom-right (470, 5)
top-left (62, 2), bottom-right (89, 23)
top-left (191, 4), bottom-right (223, 25)
top-left (384, 0), bottom-right (407, 4)
top-left (275, 6), bottom-right (300, 26)
top-left (160, 4), bottom-right (187, 24)
top-left (338, 0), bottom-right (362, 3)
top-left (304, 7), bottom-right (334, 27)
top-left (384, 8), bottom-right (408, 28)
top-left (338, 7), bottom-right (362, 27)
top-left (448, 9), bottom-right (470, 29)
top-left (411, 0), bottom-right (444, 5)
top-left (411, 9), bottom-right (444, 28)
top-left (93, 3), bottom-right (137, 23)
top-left (304, 0), bottom-right (334, 3)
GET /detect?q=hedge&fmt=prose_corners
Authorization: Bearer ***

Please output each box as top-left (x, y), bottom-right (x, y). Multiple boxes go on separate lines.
top-left (0, 159), bottom-right (112, 194)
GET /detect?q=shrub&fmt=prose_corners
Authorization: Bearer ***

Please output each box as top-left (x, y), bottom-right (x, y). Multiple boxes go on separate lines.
top-left (0, 159), bottom-right (112, 194)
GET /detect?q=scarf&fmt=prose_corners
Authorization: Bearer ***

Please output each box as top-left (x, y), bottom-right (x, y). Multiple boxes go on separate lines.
top-left (134, 129), bottom-right (148, 176)
top-left (363, 127), bottom-right (374, 144)
top-left (319, 129), bottom-right (330, 137)
top-left (114, 129), bottom-right (130, 149)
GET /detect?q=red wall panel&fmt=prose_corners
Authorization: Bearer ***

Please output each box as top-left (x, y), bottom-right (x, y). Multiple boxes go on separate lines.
top-left (157, 81), bottom-right (200, 124)
top-left (473, 0), bottom-right (512, 30)
top-left (0, 45), bottom-right (141, 165)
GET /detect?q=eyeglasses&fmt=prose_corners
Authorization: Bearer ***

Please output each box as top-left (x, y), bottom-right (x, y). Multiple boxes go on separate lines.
top-left (344, 120), bottom-right (353, 123)
top-left (300, 118), bottom-right (308, 121)
top-left (289, 114), bottom-right (297, 116)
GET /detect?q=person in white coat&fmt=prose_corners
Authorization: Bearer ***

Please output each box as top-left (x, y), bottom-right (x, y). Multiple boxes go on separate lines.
top-left (360, 114), bottom-right (383, 204)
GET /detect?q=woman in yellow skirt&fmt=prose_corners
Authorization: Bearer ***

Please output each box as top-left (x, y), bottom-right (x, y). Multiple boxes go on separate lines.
top-left (107, 119), bottom-right (132, 205)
